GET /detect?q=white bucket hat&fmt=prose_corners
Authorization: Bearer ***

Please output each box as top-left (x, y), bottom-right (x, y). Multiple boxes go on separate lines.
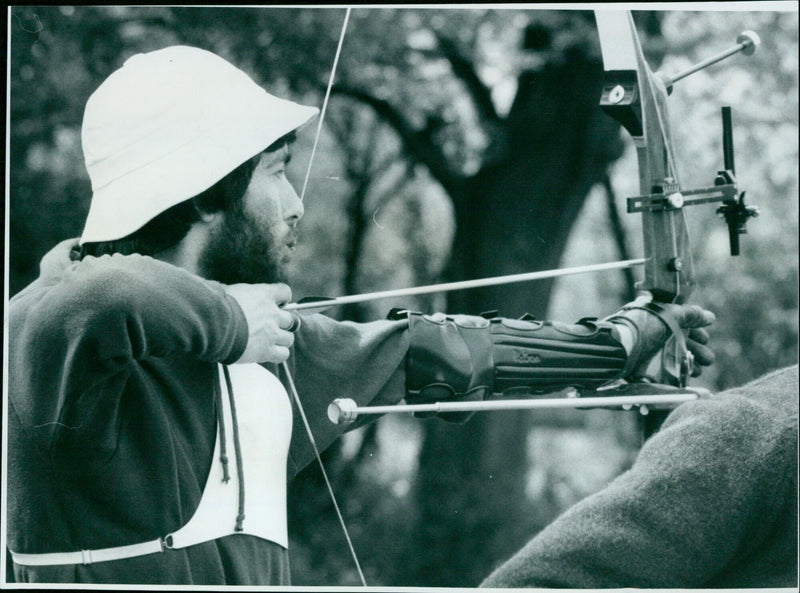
top-left (79, 45), bottom-right (319, 244)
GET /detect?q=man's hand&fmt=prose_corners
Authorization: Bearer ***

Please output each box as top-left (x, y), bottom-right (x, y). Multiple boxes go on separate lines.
top-left (224, 283), bottom-right (297, 364)
top-left (606, 294), bottom-right (716, 380)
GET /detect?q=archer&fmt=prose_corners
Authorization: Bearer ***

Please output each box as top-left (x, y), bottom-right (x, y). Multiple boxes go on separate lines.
top-left (6, 44), bottom-right (715, 586)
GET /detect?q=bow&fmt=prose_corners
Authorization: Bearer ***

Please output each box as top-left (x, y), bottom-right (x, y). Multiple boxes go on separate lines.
top-left (595, 10), bottom-right (758, 397)
top-left (314, 11), bottom-right (759, 428)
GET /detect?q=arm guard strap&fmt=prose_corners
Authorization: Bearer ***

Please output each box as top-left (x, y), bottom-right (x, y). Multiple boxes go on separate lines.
top-left (403, 312), bottom-right (629, 403)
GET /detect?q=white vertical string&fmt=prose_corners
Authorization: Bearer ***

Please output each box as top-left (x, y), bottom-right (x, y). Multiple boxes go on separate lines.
top-left (299, 7), bottom-right (351, 202)
top-left (286, 6), bottom-right (367, 586)
top-left (282, 362), bottom-right (368, 586)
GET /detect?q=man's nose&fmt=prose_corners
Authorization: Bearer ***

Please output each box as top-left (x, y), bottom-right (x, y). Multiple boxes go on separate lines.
top-left (282, 184), bottom-right (304, 224)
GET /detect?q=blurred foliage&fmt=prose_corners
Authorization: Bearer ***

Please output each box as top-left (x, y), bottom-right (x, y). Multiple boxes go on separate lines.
top-left (6, 5), bottom-right (798, 588)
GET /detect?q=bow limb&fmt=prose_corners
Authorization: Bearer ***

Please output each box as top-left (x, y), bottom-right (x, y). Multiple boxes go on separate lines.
top-left (282, 7), bottom-right (368, 587)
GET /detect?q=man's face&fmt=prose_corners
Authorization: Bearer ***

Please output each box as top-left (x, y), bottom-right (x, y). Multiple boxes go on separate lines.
top-left (199, 144), bottom-right (304, 284)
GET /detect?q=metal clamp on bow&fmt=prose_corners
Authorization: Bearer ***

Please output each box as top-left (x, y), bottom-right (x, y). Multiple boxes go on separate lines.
top-left (626, 106), bottom-right (759, 259)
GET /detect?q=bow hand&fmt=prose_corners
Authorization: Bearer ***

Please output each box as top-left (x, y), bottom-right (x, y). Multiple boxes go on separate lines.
top-left (605, 294), bottom-right (716, 386)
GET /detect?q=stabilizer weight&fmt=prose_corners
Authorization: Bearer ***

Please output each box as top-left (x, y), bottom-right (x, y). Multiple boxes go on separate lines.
top-left (328, 398), bottom-right (359, 425)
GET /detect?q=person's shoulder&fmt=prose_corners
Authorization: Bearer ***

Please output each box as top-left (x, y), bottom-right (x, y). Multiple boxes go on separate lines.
top-left (738, 364), bottom-right (798, 403)
top-left (12, 251), bottom-right (214, 327)
top-left (719, 365), bottom-right (798, 424)
top-left (675, 365), bottom-right (797, 422)
top-left (660, 365), bottom-right (798, 467)
top-left (9, 239), bottom-right (78, 308)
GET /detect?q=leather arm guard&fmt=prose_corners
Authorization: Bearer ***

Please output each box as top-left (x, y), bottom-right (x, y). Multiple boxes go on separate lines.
top-left (400, 311), bottom-right (630, 413)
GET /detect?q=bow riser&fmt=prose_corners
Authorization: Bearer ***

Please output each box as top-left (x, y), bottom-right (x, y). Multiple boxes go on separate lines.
top-left (596, 10), bottom-right (759, 394)
top-left (597, 10), bottom-right (693, 304)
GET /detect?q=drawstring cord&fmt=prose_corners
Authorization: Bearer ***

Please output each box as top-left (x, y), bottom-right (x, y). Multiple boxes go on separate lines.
top-left (215, 372), bottom-right (231, 483)
top-left (222, 366), bottom-right (246, 532)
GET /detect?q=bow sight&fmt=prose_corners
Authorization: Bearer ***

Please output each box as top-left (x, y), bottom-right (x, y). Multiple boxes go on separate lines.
top-left (624, 105), bottom-right (760, 259)
top-left (600, 28), bottom-right (760, 271)
top-left (596, 15), bottom-right (761, 306)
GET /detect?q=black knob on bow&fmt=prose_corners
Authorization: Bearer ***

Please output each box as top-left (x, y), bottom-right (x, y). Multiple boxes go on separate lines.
top-left (717, 191), bottom-right (760, 256)
top-left (714, 106), bottom-right (760, 256)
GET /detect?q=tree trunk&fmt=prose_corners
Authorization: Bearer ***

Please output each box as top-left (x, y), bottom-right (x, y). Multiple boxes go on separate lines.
top-left (407, 50), bottom-right (625, 588)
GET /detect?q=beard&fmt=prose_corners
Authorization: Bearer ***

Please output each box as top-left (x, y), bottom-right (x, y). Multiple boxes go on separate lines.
top-left (199, 204), bottom-right (290, 285)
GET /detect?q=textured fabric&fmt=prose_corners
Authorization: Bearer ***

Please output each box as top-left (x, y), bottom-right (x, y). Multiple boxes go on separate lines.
top-left (481, 365), bottom-right (799, 589)
top-left (6, 240), bottom-right (409, 585)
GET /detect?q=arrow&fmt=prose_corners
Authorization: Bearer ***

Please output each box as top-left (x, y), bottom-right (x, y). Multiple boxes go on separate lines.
top-left (285, 258), bottom-right (646, 312)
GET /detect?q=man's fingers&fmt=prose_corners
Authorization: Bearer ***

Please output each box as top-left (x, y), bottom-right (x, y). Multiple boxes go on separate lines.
top-left (266, 282), bottom-right (292, 306)
top-left (665, 303), bottom-right (716, 328)
top-left (688, 327), bottom-right (710, 345)
top-left (225, 282), bottom-right (297, 364)
top-left (276, 309), bottom-right (294, 330)
top-left (274, 328), bottom-right (295, 348)
top-left (684, 305), bottom-right (715, 328)
top-left (688, 339), bottom-right (715, 367)
top-left (286, 314), bottom-right (302, 332)
top-left (265, 345), bottom-right (291, 364)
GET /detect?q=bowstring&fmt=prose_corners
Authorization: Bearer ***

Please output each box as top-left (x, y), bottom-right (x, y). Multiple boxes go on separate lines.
top-left (281, 361), bottom-right (367, 586)
top-left (299, 7), bottom-right (351, 203)
top-left (286, 6), bottom-right (368, 587)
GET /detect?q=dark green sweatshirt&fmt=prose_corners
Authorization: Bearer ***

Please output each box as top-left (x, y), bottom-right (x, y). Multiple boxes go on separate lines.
top-left (7, 241), bottom-right (408, 584)
top-left (481, 364), bottom-right (799, 588)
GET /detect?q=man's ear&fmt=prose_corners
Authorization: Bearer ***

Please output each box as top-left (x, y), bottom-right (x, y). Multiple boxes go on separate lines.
top-left (198, 210), bottom-right (220, 224)
top-left (191, 196), bottom-right (223, 225)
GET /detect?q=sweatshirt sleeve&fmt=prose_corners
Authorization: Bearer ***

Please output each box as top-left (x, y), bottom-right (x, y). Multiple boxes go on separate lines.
top-left (480, 370), bottom-right (798, 588)
top-left (284, 313), bottom-right (410, 478)
top-left (9, 253), bottom-right (248, 430)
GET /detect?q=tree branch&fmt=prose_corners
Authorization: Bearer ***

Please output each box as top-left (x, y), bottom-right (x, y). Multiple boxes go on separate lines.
top-left (434, 32), bottom-right (501, 126)
top-left (332, 86), bottom-right (465, 199)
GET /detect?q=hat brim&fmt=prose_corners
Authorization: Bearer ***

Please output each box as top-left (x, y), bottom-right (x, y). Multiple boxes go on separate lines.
top-left (80, 100), bottom-right (318, 245)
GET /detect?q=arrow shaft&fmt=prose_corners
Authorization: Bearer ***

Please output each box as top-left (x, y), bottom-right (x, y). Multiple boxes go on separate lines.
top-left (286, 258), bottom-right (645, 311)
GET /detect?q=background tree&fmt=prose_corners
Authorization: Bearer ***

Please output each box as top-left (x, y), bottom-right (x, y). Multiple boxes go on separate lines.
top-left (6, 5), bottom-right (798, 587)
